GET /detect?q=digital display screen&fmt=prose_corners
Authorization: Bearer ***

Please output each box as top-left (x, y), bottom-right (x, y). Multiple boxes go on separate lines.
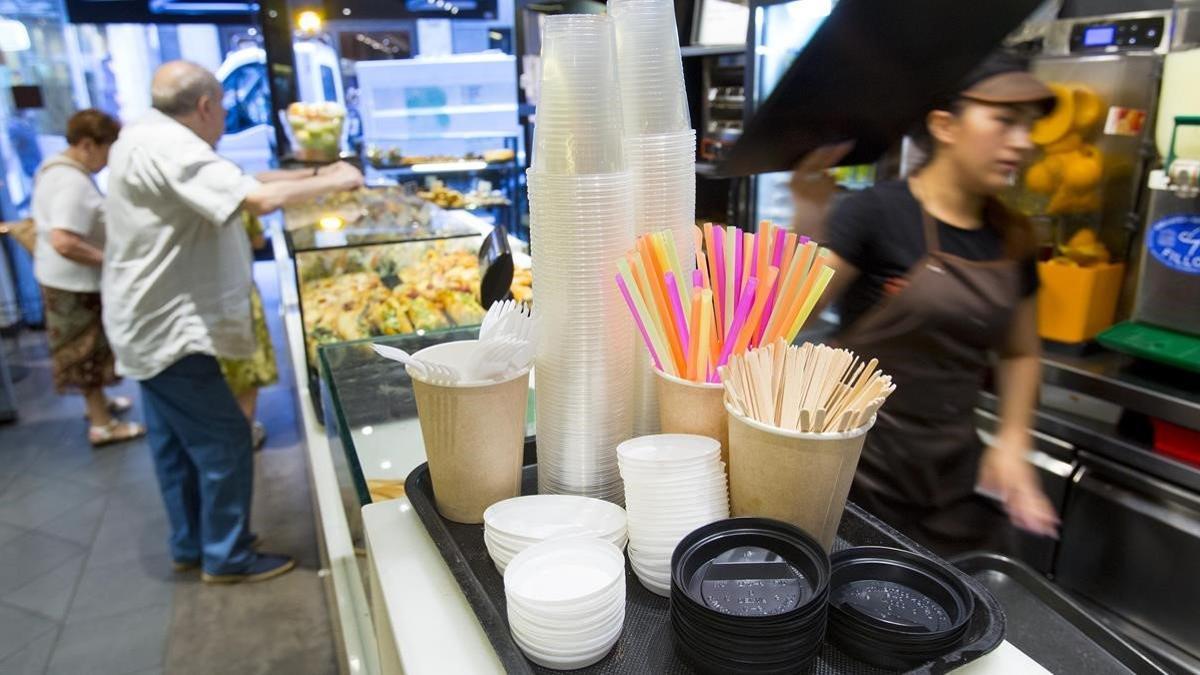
top-left (66, 0), bottom-right (256, 23)
top-left (1084, 25), bottom-right (1116, 46)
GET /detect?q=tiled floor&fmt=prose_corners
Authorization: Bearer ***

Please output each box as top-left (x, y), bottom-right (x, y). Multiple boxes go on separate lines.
top-left (0, 262), bottom-right (336, 675)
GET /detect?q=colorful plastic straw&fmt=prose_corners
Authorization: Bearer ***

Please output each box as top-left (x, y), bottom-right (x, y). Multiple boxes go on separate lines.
top-left (615, 224), bottom-right (837, 384)
top-left (665, 272), bottom-right (690, 365)
top-left (615, 269), bottom-right (665, 373)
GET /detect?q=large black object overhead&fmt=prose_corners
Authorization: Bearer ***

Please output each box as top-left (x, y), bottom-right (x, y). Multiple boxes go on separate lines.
top-left (719, 0), bottom-right (1046, 176)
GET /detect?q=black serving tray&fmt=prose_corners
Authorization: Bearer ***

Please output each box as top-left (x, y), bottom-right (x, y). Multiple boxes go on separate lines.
top-left (405, 458), bottom-right (1006, 674)
top-left (952, 553), bottom-right (1168, 675)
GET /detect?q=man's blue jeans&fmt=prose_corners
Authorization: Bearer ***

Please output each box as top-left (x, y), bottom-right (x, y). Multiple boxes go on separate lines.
top-left (140, 354), bottom-right (255, 574)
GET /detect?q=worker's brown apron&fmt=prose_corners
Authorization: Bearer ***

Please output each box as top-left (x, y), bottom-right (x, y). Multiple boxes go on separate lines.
top-left (839, 204), bottom-right (1021, 557)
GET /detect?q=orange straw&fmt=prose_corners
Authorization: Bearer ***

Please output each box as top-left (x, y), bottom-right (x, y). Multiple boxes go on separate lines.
top-left (762, 243), bottom-right (817, 343)
top-left (755, 222), bottom-right (771, 282)
top-left (687, 290), bottom-right (703, 380)
top-left (732, 266), bottom-right (779, 355)
top-left (741, 231), bottom-right (754, 296)
top-left (696, 250), bottom-right (712, 292)
top-left (627, 251), bottom-right (662, 336)
top-left (777, 232), bottom-right (798, 286)
top-left (638, 241), bottom-right (686, 373)
top-left (771, 261), bottom-right (827, 345)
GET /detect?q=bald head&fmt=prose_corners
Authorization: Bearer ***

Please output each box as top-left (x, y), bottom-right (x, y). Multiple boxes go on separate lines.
top-left (152, 61), bottom-right (222, 117)
top-left (151, 60), bottom-right (226, 147)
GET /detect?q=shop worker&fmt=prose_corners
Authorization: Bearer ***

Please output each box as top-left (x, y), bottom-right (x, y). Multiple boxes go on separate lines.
top-left (792, 52), bottom-right (1059, 556)
top-left (103, 60), bottom-right (363, 583)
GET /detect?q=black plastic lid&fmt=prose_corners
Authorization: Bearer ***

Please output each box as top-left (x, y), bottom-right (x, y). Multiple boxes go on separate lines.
top-left (671, 518), bottom-right (831, 623)
top-left (827, 546), bottom-right (975, 668)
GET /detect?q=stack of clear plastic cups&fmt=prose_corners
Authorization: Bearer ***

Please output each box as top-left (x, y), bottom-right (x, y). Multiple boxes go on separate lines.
top-left (527, 15), bottom-right (636, 503)
top-left (531, 15), bottom-right (626, 176)
top-left (528, 173), bottom-right (635, 503)
top-left (611, 0), bottom-right (697, 435)
top-left (609, 0), bottom-right (691, 137)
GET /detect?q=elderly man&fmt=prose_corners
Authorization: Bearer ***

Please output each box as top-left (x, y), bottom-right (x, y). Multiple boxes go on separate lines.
top-left (103, 61), bottom-right (362, 583)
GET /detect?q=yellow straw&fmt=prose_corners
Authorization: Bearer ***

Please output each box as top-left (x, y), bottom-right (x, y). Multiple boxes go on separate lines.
top-left (785, 265), bottom-right (836, 343)
top-left (698, 289), bottom-right (714, 382)
top-left (627, 252), bottom-right (665, 339)
top-left (661, 231), bottom-right (691, 309)
top-left (762, 242), bottom-right (816, 343)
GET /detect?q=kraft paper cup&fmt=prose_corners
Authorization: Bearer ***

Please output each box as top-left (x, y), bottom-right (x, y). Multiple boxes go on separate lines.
top-left (724, 397), bottom-right (875, 552)
top-left (655, 369), bottom-right (728, 467)
top-left (408, 340), bottom-right (531, 524)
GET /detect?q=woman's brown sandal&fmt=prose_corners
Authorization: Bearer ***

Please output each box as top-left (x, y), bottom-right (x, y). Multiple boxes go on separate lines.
top-left (88, 420), bottom-right (147, 447)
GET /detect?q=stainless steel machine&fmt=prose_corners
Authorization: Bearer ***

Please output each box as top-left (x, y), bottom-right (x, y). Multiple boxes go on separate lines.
top-left (1100, 116), bottom-right (1200, 371)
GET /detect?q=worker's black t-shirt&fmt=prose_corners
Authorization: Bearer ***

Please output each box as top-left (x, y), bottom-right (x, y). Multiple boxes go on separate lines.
top-left (824, 180), bottom-right (1039, 331)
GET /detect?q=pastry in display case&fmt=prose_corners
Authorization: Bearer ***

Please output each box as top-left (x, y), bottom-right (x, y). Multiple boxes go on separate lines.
top-left (298, 239), bottom-right (532, 360)
top-left (415, 179), bottom-right (512, 210)
top-left (284, 186), bottom-right (533, 413)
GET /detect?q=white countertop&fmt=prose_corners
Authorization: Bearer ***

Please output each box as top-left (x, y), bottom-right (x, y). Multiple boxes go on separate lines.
top-left (361, 498), bottom-right (1050, 675)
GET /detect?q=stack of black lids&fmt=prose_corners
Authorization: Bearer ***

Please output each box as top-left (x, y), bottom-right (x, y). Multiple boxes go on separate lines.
top-left (828, 546), bottom-right (975, 670)
top-left (670, 518), bottom-right (830, 674)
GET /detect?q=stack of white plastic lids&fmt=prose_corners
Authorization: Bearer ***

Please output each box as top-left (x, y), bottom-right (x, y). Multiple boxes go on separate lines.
top-left (618, 434), bottom-right (730, 596)
top-left (610, 0), bottom-right (697, 436)
top-left (504, 537), bottom-right (627, 669)
top-left (528, 14), bottom-right (635, 502)
top-left (483, 495), bottom-right (628, 574)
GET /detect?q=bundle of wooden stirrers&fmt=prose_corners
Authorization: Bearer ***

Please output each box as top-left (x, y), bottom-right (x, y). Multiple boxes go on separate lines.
top-left (719, 339), bottom-right (896, 434)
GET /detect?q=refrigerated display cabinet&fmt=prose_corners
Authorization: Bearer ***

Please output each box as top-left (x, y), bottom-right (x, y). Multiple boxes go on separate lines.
top-left (282, 186), bottom-right (533, 413)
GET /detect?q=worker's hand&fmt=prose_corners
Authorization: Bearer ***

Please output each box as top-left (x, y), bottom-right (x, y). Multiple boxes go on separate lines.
top-left (788, 141), bottom-right (854, 234)
top-left (978, 443), bottom-right (1060, 538)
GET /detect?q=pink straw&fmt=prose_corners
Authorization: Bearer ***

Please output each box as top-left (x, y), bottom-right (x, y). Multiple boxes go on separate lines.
top-left (772, 229), bottom-right (787, 268)
top-left (734, 228), bottom-right (744, 299)
top-left (615, 274), bottom-right (663, 371)
top-left (798, 235), bottom-right (811, 245)
top-left (712, 230), bottom-right (727, 330)
top-left (748, 230), bottom-right (758, 289)
top-left (717, 277), bottom-right (759, 367)
top-left (665, 272), bottom-right (690, 364)
top-left (754, 269), bottom-right (782, 347)
top-left (692, 269), bottom-right (704, 290)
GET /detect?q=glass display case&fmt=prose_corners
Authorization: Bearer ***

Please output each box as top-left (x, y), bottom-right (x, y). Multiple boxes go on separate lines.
top-left (284, 186), bottom-right (533, 413)
top-left (363, 135), bottom-right (523, 236)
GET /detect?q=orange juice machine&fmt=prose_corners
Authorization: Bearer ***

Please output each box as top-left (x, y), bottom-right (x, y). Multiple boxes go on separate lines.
top-left (1007, 9), bottom-right (1175, 345)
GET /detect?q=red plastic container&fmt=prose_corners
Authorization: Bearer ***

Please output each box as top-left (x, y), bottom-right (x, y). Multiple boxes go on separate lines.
top-left (1151, 418), bottom-right (1200, 467)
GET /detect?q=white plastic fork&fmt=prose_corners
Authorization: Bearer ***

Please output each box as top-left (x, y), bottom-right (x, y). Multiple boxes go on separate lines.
top-left (480, 300), bottom-right (536, 344)
top-left (371, 343), bottom-right (462, 384)
top-left (475, 299), bottom-right (518, 341)
top-left (472, 336), bottom-right (533, 381)
top-left (479, 299), bottom-right (518, 342)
